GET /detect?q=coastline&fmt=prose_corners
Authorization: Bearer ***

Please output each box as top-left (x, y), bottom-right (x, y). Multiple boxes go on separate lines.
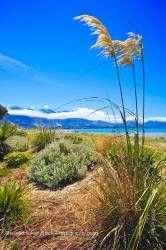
top-left (145, 132), bottom-right (166, 138)
top-left (63, 129), bottom-right (166, 138)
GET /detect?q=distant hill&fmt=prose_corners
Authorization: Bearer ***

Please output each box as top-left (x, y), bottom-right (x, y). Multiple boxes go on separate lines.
top-left (4, 113), bottom-right (166, 129)
top-left (39, 108), bottom-right (56, 114)
top-left (144, 121), bottom-right (166, 128)
top-left (4, 114), bottom-right (114, 129)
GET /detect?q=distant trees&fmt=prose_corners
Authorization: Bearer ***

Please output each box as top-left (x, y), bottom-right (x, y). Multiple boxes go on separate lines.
top-left (0, 104), bottom-right (8, 120)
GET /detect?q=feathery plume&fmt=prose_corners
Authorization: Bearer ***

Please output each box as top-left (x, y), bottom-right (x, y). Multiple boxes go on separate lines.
top-left (126, 33), bottom-right (142, 59)
top-left (118, 54), bottom-right (133, 66)
top-left (74, 15), bottom-right (115, 57)
top-left (115, 34), bottom-right (142, 65)
top-left (113, 40), bottom-right (127, 55)
top-left (112, 40), bottom-right (133, 66)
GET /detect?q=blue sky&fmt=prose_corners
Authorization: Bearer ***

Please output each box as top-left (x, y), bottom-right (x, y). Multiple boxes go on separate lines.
top-left (0, 0), bottom-right (165, 118)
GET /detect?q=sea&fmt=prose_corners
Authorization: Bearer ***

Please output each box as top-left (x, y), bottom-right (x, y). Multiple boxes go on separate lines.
top-left (64, 128), bottom-right (166, 137)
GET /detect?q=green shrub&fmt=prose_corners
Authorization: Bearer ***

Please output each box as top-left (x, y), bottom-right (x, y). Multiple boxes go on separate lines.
top-left (6, 135), bottom-right (29, 152)
top-left (0, 122), bottom-right (17, 160)
top-left (4, 152), bottom-right (32, 168)
top-left (0, 167), bottom-right (9, 177)
top-left (32, 128), bottom-right (56, 151)
top-left (29, 139), bottom-right (98, 189)
top-left (0, 182), bottom-right (30, 227)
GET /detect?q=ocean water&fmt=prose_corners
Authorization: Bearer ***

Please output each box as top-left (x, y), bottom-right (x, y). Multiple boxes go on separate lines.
top-left (64, 128), bottom-right (166, 136)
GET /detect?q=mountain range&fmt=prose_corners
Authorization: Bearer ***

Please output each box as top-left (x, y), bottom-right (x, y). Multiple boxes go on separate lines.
top-left (4, 106), bottom-right (166, 129)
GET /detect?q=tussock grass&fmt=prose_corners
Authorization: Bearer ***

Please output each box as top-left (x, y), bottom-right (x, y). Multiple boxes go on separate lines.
top-left (93, 144), bottom-right (166, 249)
top-left (0, 181), bottom-right (30, 228)
top-left (31, 128), bottom-right (57, 151)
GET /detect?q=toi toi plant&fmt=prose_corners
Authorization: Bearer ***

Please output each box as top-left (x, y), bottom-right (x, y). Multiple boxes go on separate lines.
top-left (75, 15), bottom-right (166, 249)
top-left (74, 15), bottom-right (145, 152)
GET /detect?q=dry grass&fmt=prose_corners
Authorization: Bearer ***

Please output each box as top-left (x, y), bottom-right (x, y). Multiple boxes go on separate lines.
top-left (94, 135), bottom-right (122, 156)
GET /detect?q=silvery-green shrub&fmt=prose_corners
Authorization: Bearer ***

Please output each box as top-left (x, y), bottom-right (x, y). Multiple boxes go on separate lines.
top-left (29, 139), bottom-right (98, 189)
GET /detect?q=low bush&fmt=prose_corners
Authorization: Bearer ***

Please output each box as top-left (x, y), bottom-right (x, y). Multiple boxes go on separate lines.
top-left (32, 128), bottom-right (56, 151)
top-left (6, 135), bottom-right (29, 152)
top-left (0, 182), bottom-right (30, 227)
top-left (29, 139), bottom-right (98, 189)
top-left (4, 152), bottom-right (32, 168)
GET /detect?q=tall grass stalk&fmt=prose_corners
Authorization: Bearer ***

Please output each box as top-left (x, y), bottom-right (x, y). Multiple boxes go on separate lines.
top-left (132, 62), bottom-right (139, 136)
top-left (141, 45), bottom-right (146, 152)
top-left (131, 61), bottom-right (139, 163)
top-left (114, 56), bottom-right (131, 151)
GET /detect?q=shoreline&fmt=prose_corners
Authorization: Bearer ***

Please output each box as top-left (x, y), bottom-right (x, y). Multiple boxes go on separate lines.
top-left (62, 129), bottom-right (166, 138)
top-left (144, 132), bottom-right (166, 138)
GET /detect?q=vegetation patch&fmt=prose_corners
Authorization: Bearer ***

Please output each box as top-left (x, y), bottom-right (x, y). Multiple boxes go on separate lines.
top-left (29, 139), bottom-right (98, 189)
top-left (0, 182), bottom-right (30, 227)
top-left (93, 142), bottom-right (166, 249)
top-left (8, 242), bottom-right (19, 250)
top-left (32, 128), bottom-right (57, 151)
top-left (0, 167), bottom-right (9, 177)
top-left (6, 135), bottom-right (29, 152)
top-left (4, 152), bottom-right (32, 168)
top-left (0, 121), bottom-right (17, 161)
top-left (64, 134), bottom-right (83, 144)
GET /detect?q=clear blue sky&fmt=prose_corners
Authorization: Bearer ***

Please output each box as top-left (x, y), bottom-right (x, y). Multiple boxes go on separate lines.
top-left (0, 0), bottom-right (165, 117)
